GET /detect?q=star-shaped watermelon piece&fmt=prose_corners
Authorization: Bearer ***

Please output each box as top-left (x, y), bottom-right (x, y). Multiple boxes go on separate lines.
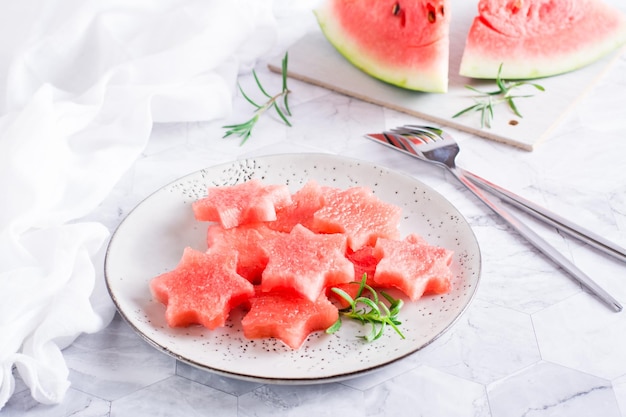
top-left (260, 224), bottom-right (354, 302)
top-left (192, 179), bottom-right (292, 229)
top-left (373, 234), bottom-right (454, 301)
top-left (311, 186), bottom-right (402, 251)
top-left (267, 179), bottom-right (325, 232)
top-left (150, 247), bottom-right (255, 329)
top-left (241, 287), bottom-right (339, 350)
top-left (206, 222), bottom-right (285, 284)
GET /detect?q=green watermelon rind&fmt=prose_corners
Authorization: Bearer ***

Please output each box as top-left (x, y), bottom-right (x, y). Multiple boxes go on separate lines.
top-left (459, 0), bottom-right (626, 80)
top-left (314, 4), bottom-right (449, 93)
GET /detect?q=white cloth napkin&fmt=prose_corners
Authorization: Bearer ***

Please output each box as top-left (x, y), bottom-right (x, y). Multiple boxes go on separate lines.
top-left (0, 0), bottom-right (319, 409)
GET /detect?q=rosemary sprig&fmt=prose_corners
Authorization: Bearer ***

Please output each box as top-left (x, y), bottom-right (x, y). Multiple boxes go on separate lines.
top-left (223, 53), bottom-right (292, 144)
top-left (326, 274), bottom-right (405, 342)
top-left (453, 63), bottom-right (545, 128)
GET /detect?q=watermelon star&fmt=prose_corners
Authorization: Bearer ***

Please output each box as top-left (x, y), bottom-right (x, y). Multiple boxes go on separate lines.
top-left (241, 288), bottom-right (339, 350)
top-left (206, 222), bottom-right (284, 284)
top-left (261, 224), bottom-right (354, 302)
top-left (373, 234), bottom-right (454, 301)
top-left (150, 247), bottom-right (255, 329)
top-left (312, 186), bottom-right (402, 251)
top-left (192, 179), bottom-right (292, 229)
top-left (267, 179), bottom-right (325, 233)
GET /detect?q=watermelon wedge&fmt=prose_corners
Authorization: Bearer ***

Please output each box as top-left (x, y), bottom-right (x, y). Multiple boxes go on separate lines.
top-left (460, 0), bottom-right (626, 79)
top-left (314, 0), bottom-right (451, 92)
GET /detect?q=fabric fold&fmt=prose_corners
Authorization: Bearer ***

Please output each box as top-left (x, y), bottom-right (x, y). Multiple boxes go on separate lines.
top-left (0, 0), bottom-right (319, 409)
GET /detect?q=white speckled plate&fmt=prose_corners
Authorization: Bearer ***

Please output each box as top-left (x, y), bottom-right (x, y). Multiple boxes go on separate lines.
top-left (105, 153), bottom-right (481, 384)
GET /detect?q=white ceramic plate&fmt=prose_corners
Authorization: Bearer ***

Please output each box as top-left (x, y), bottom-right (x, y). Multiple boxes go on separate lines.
top-left (105, 153), bottom-right (481, 384)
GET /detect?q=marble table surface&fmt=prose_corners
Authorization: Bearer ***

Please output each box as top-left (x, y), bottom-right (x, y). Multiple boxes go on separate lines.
top-left (5, 48), bottom-right (626, 416)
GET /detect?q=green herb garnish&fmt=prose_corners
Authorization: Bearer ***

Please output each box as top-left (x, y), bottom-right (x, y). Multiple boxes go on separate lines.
top-left (222, 53), bottom-right (292, 145)
top-left (326, 274), bottom-right (405, 342)
top-left (453, 63), bottom-right (545, 128)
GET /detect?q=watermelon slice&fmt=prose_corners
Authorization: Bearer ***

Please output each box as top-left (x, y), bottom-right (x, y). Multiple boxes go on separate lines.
top-left (314, 0), bottom-right (451, 92)
top-left (241, 287), bottom-right (339, 350)
top-left (260, 224), bottom-right (354, 302)
top-left (192, 179), bottom-right (292, 229)
top-left (311, 186), bottom-right (402, 251)
top-left (373, 234), bottom-right (454, 301)
top-left (460, 0), bottom-right (626, 79)
top-left (150, 247), bottom-right (255, 329)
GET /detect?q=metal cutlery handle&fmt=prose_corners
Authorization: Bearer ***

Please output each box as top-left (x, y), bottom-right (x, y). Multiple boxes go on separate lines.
top-left (461, 169), bottom-right (626, 263)
top-left (451, 167), bottom-right (623, 312)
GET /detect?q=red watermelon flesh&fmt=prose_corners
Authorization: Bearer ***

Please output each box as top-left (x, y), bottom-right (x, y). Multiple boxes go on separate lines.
top-left (267, 179), bottom-right (325, 233)
top-left (206, 223), bottom-right (285, 284)
top-left (150, 247), bottom-right (255, 329)
top-left (372, 234), bottom-right (454, 301)
top-left (314, 0), bottom-right (451, 92)
top-left (261, 224), bottom-right (354, 302)
top-left (460, 0), bottom-right (626, 79)
top-left (346, 245), bottom-right (379, 282)
top-left (311, 186), bottom-right (402, 251)
top-left (328, 245), bottom-right (380, 307)
top-left (192, 179), bottom-right (292, 229)
top-left (241, 287), bottom-right (339, 350)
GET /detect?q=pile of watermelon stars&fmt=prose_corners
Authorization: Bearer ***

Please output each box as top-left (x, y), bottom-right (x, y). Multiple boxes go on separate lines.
top-left (150, 179), bottom-right (453, 349)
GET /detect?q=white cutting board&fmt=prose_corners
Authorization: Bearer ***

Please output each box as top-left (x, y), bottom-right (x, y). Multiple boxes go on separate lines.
top-left (269, 1), bottom-right (624, 151)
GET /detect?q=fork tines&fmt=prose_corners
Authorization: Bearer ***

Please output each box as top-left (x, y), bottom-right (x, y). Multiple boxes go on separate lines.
top-left (393, 125), bottom-right (450, 143)
top-left (381, 126), bottom-right (452, 154)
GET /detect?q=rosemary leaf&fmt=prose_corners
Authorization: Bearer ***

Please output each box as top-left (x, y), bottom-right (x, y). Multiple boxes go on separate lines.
top-left (238, 83), bottom-right (262, 109)
top-left (452, 102), bottom-right (482, 118)
top-left (326, 274), bottom-right (405, 341)
top-left (281, 53), bottom-right (291, 116)
top-left (326, 317), bottom-right (343, 334)
top-left (507, 97), bottom-right (522, 118)
top-left (222, 52), bottom-right (292, 145)
top-left (495, 63), bottom-right (507, 91)
top-left (453, 63), bottom-right (545, 128)
top-left (253, 70), bottom-right (272, 99)
top-left (272, 102), bottom-right (292, 127)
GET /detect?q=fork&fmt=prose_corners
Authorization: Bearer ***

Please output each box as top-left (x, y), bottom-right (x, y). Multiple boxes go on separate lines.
top-left (376, 125), bottom-right (626, 263)
top-left (365, 125), bottom-right (622, 312)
